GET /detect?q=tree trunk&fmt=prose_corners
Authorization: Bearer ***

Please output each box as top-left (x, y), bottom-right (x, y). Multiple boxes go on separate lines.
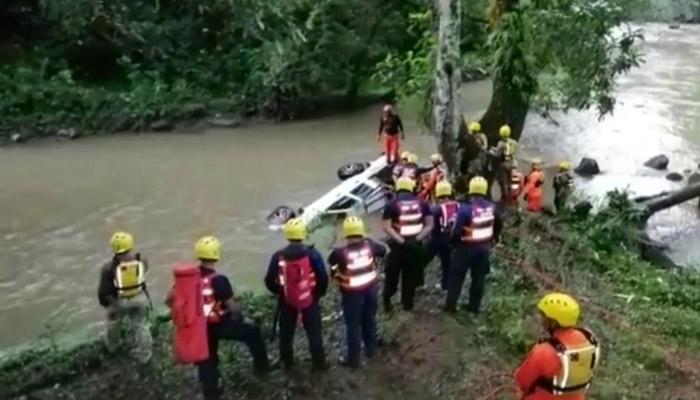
top-left (642, 184), bottom-right (700, 219)
top-left (433, 0), bottom-right (462, 182)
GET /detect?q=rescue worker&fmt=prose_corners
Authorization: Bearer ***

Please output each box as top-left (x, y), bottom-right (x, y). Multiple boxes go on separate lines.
top-left (381, 177), bottom-right (434, 311)
top-left (97, 231), bottom-right (153, 364)
top-left (166, 236), bottom-right (270, 400)
top-left (418, 153), bottom-right (447, 201)
top-left (507, 161), bottom-right (525, 207)
top-left (521, 158), bottom-right (546, 212)
top-left (377, 104), bottom-right (405, 164)
top-left (429, 180), bottom-right (459, 290)
top-left (468, 121), bottom-right (489, 178)
top-left (327, 216), bottom-right (387, 367)
top-left (392, 151), bottom-right (412, 181)
top-left (444, 177), bottom-right (502, 314)
top-left (553, 162), bottom-right (573, 212)
top-left (264, 218), bottom-right (329, 371)
top-left (515, 293), bottom-right (600, 400)
top-left (489, 124), bottom-right (518, 201)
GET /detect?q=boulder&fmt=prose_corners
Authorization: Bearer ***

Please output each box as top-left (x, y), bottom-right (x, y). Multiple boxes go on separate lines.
top-left (573, 201), bottom-right (593, 218)
top-left (643, 154), bottom-right (669, 170)
top-left (57, 128), bottom-right (81, 139)
top-left (182, 103), bottom-right (208, 119)
top-left (574, 157), bottom-right (600, 176)
top-left (669, 23), bottom-right (681, 29)
top-left (205, 117), bottom-right (242, 128)
top-left (10, 132), bottom-right (29, 143)
top-left (666, 172), bottom-right (684, 182)
top-left (687, 172), bottom-right (700, 185)
top-left (151, 119), bottom-right (174, 132)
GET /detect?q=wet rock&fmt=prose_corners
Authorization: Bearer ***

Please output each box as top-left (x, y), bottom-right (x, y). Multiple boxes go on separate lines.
top-left (669, 23), bottom-right (681, 29)
top-left (182, 103), bottom-right (207, 119)
top-left (205, 117), bottom-right (242, 128)
top-left (643, 154), bottom-right (669, 170)
top-left (57, 128), bottom-right (81, 139)
top-left (666, 172), bottom-right (684, 182)
top-left (10, 132), bottom-right (29, 143)
top-left (687, 172), bottom-right (700, 185)
top-left (573, 201), bottom-right (593, 218)
top-left (151, 119), bottom-right (174, 132)
top-left (574, 157), bottom-right (600, 176)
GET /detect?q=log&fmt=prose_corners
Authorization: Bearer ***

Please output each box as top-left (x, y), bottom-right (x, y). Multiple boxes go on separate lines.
top-left (642, 183), bottom-right (700, 219)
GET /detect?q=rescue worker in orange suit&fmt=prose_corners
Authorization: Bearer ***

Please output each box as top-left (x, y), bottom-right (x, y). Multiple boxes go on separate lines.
top-left (444, 177), bottom-right (502, 314)
top-left (166, 236), bottom-right (270, 400)
top-left (553, 162), bottom-right (573, 212)
top-left (515, 293), bottom-right (600, 400)
top-left (428, 181), bottom-right (459, 290)
top-left (418, 153), bottom-right (447, 201)
top-left (507, 161), bottom-right (525, 207)
top-left (382, 177), bottom-right (434, 311)
top-left (489, 124), bottom-right (518, 201)
top-left (377, 105), bottom-right (405, 164)
top-left (328, 216), bottom-right (387, 367)
top-left (264, 218), bottom-right (329, 371)
top-left (521, 158), bottom-right (546, 212)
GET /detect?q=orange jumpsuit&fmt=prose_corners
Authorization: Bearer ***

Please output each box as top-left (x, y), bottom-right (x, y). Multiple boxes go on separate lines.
top-left (418, 166), bottom-right (445, 201)
top-left (515, 328), bottom-right (590, 400)
top-left (522, 170), bottom-right (545, 212)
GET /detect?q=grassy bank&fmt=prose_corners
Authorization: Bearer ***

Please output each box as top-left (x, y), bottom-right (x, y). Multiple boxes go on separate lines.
top-left (2, 194), bottom-right (700, 399)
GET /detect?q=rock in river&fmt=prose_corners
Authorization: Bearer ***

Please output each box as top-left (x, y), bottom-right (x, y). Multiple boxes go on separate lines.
top-left (666, 172), bottom-right (684, 182)
top-left (643, 154), bottom-right (669, 170)
top-left (574, 157), bottom-right (600, 176)
top-left (205, 117), bottom-right (242, 128)
top-left (687, 172), bottom-right (700, 185)
top-left (151, 119), bottom-right (175, 132)
top-left (57, 128), bottom-right (81, 139)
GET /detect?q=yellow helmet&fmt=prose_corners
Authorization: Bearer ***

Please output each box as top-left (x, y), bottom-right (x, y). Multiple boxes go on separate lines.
top-left (537, 292), bottom-right (580, 327)
top-left (468, 176), bottom-right (488, 195)
top-left (283, 218), bottom-right (307, 241)
top-left (408, 153), bottom-right (418, 164)
top-left (343, 216), bottom-right (365, 238)
top-left (110, 231), bottom-right (134, 254)
top-left (499, 124), bottom-right (512, 138)
top-left (395, 176), bottom-right (416, 192)
top-left (559, 161), bottom-right (571, 171)
top-left (430, 153), bottom-right (443, 164)
top-left (400, 151), bottom-right (411, 161)
top-left (435, 180), bottom-right (453, 198)
top-left (195, 236), bottom-right (221, 261)
top-left (469, 122), bottom-right (481, 133)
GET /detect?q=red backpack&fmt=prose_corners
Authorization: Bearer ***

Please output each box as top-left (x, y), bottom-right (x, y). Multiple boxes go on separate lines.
top-left (171, 264), bottom-right (209, 364)
top-left (278, 255), bottom-right (316, 310)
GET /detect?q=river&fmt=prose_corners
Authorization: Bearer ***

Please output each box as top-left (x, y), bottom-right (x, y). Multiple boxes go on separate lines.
top-left (1, 22), bottom-right (699, 351)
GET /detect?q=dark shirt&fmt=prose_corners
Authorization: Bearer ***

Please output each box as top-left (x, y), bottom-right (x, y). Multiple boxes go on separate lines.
top-left (382, 192), bottom-right (432, 224)
top-left (431, 202), bottom-right (459, 241)
top-left (97, 253), bottom-right (148, 308)
top-left (450, 197), bottom-right (503, 245)
top-left (327, 238), bottom-right (387, 270)
top-left (201, 266), bottom-right (234, 303)
top-left (264, 243), bottom-right (329, 298)
top-left (378, 114), bottom-right (404, 136)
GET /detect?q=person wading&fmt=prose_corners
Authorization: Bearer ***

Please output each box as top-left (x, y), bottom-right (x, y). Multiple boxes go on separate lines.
top-left (97, 231), bottom-right (153, 364)
top-left (521, 158), bottom-right (546, 212)
top-left (328, 216), bottom-right (387, 368)
top-left (377, 105), bottom-right (405, 164)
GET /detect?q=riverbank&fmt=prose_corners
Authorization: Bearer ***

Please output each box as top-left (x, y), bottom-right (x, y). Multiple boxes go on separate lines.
top-left (3, 195), bottom-right (700, 400)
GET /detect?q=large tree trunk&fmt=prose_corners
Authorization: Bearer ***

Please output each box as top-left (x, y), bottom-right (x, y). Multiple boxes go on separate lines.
top-left (433, 0), bottom-right (462, 182)
top-left (641, 184), bottom-right (700, 220)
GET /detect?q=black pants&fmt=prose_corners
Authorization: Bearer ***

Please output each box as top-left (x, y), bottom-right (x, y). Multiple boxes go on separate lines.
top-left (428, 239), bottom-right (453, 290)
top-left (278, 300), bottom-right (326, 368)
top-left (445, 244), bottom-right (490, 313)
top-left (197, 316), bottom-right (269, 400)
top-left (384, 240), bottom-right (420, 310)
top-left (341, 285), bottom-right (379, 366)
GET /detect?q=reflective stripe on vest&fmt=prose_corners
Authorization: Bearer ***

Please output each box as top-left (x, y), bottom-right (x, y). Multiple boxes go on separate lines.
top-left (510, 171), bottom-right (522, 192)
top-left (439, 201), bottom-right (460, 233)
top-left (394, 200), bottom-right (424, 237)
top-left (461, 205), bottom-right (495, 243)
top-left (114, 260), bottom-right (145, 298)
top-left (335, 243), bottom-right (378, 290)
top-left (202, 274), bottom-right (226, 323)
top-left (536, 328), bottom-right (600, 396)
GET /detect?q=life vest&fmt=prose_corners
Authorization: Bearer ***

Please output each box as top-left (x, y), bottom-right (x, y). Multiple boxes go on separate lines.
top-left (278, 254), bottom-right (316, 310)
top-left (202, 271), bottom-right (227, 324)
top-left (438, 201), bottom-right (460, 234)
top-left (393, 200), bottom-right (424, 237)
top-left (534, 328), bottom-right (600, 396)
top-left (510, 170), bottom-right (524, 194)
top-left (334, 242), bottom-right (378, 291)
top-left (114, 260), bottom-right (146, 298)
top-left (501, 138), bottom-right (517, 161)
top-left (461, 203), bottom-right (495, 243)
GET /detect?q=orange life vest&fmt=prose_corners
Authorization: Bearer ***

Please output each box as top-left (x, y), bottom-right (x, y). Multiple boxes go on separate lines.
top-left (461, 203), bottom-right (495, 243)
top-left (334, 242), bottom-right (378, 291)
top-left (393, 200), bottom-right (424, 237)
top-left (202, 272), bottom-right (227, 324)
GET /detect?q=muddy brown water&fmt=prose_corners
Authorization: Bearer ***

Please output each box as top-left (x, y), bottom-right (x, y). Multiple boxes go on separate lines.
top-left (1, 22), bottom-right (700, 351)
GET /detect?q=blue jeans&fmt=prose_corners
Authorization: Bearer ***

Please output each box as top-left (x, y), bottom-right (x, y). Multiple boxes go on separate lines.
top-left (341, 284), bottom-right (379, 366)
top-left (278, 299), bottom-right (326, 368)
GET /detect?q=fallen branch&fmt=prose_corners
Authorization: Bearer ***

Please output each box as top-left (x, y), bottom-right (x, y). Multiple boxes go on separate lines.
top-left (641, 183), bottom-right (700, 219)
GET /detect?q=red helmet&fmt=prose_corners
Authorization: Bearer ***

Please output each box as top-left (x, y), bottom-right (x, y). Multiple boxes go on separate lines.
top-left (383, 104), bottom-right (393, 113)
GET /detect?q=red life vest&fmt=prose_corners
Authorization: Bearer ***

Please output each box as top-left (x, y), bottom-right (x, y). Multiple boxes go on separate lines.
top-left (393, 200), bottom-right (424, 237)
top-left (202, 271), bottom-right (227, 324)
top-left (461, 204), bottom-right (495, 243)
top-left (334, 242), bottom-right (378, 291)
top-left (278, 254), bottom-right (316, 310)
top-left (439, 201), bottom-right (460, 234)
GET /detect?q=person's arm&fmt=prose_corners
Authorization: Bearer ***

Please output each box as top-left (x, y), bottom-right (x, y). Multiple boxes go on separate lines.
top-left (514, 344), bottom-right (557, 397)
top-left (416, 202), bottom-right (434, 241)
top-left (397, 115), bottom-right (405, 138)
top-left (264, 253), bottom-right (281, 295)
top-left (327, 249), bottom-right (341, 280)
top-left (489, 141), bottom-right (504, 157)
top-left (310, 248), bottom-right (329, 298)
top-left (382, 204), bottom-right (405, 244)
top-left (416, 165), bottom-right (436, 175)
top-left (97, 261), bottom-right (116, 308)
top-left (369, 239), bottom-right (388, 258)
top-left (378, 118), bottom-right (384, 137)
top-left (450, 206), bottom-right (468, 244)
top-left (214, 276), bottom-right (242, 315)
top-left (493, 207), bottom-right (504, 244)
